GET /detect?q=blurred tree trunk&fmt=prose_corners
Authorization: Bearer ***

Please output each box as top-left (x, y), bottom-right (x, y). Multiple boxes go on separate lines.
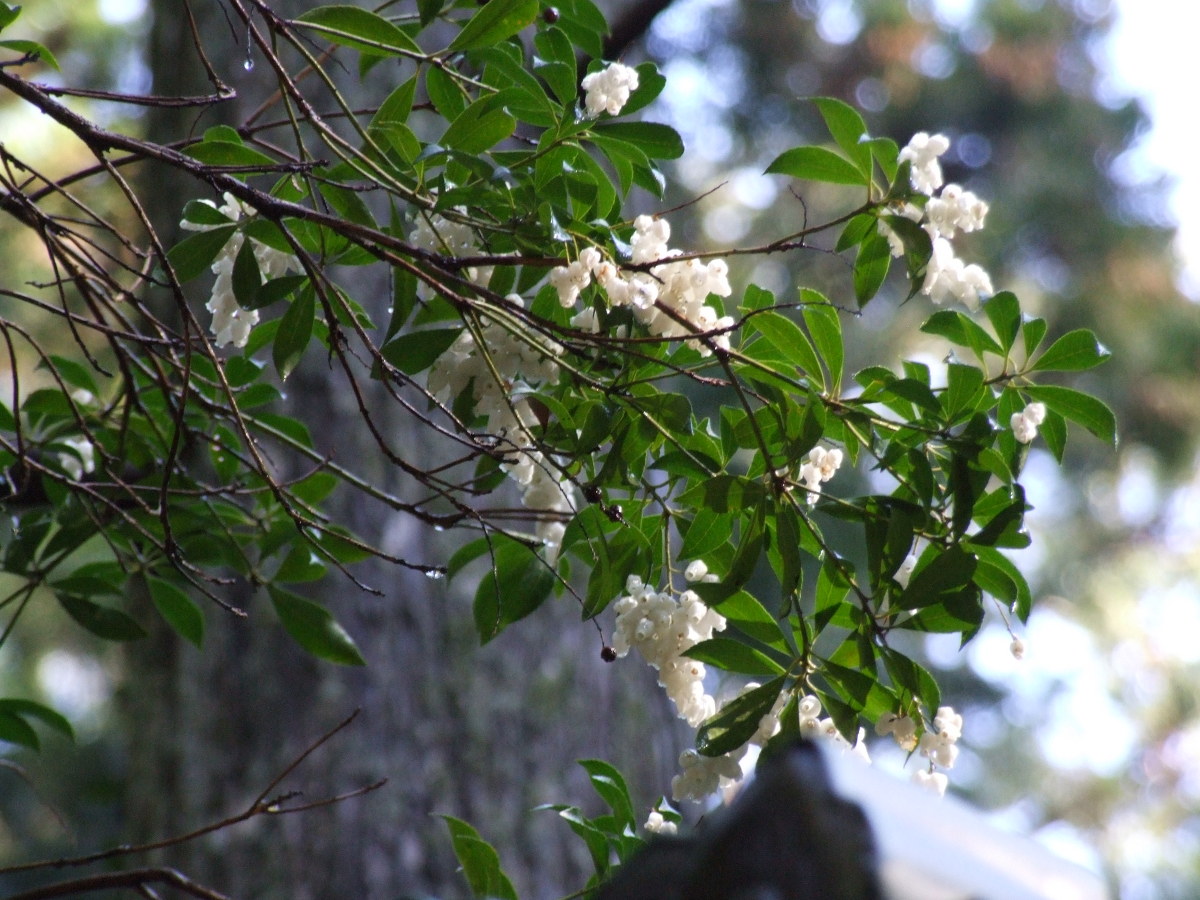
top-left (119, 3), bottom-right (682, 899)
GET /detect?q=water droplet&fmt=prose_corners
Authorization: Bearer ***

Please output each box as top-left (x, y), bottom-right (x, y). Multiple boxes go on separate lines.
top-left (243, 57), bottom-right (255, 72)
top-left (424, 569), bottom-right (446, 580)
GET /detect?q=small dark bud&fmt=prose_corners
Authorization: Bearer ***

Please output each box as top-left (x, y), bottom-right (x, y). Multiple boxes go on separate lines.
top-left (543, 6), bottom-right (560, 22)
top-left (583, 484), bottom-right (602, 503)
top-left (601, 645), bottom-right (617, 662)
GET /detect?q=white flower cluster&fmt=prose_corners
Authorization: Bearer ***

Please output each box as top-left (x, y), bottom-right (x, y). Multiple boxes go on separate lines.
top-left (886, 133), bottom-right (994, 310)
top-left (581, 61), bottom-right (639, 118)
top-left (797, 444), bottom-right (843, 505)
top-left (550, 215), bottom-right (735, 357)
top-left (643, 809), bottom-right (677, 835)
top-left (426, 296), bottom-right (573, 556)
top-left (912, 705), bottom-right (964, 798)
top-left (798, 693), bottom-right (872, 764)
top-left (874, 712), bottom-right (918, 751)
top-left (611, 569), bottom-right (726, 727)
top-left (1011, 401), bottom-right (1046, 444)
top-left (410, 212), bottom-right (494, 288)
top-left (180, 193), bottom-right (298, 348)
top-left (57, 435), bottom-right (96, 481)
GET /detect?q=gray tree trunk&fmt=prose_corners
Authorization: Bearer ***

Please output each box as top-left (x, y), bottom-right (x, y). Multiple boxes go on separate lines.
top-left (120, 4), bottom-right (682, 898)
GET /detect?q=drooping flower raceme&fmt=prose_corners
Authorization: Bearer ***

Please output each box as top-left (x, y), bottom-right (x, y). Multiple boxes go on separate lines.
top-left (898, 131), bottom-right (950, 195)
top-left (611, 571), bottom-right (726, 727)
top-left (798, 444), bottom-right (843, 505)
top-left (426, 295), bottom-right (573, 557)
top-left (581, 61), bottom-right (639, 118)
top-left (913, 705), bottom-right (965, 797)
top-left (882, 134), bottom-right (995, 311)
top-left (1011, 402), bottom-right (1047, 444)
top-left (180, 192), bottom-right (299, 348)
top-left (550, 215), bottom-right (735, 357)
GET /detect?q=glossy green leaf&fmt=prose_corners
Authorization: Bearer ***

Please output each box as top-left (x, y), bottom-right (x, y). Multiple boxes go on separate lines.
top-left (679, 475), bottom-right (765, 513)
top-left (58, 593), bottom-right (147, 642)
top-left (473, 536), bottom-right (556, 643)
top-left (578, 759), bottom-right (637, 831)
top-left (148, 578), bottom-right (205, 648)
top-left (295, 5), bottom-right (421, 56)
top-left (766, 146), bottom-right (868, 186)
top-left (0, 699), bottom-right (74, 742)
top-left (380, 328), bottom-right (462, 375)
top-left (441, 815), bottom-right (518, 900)
top-left (921, 309), bottom-right (1003, 358)
top-left (897, 545), bottom-right (977, 611)
top-left (800, 290), bottom-right (843, 394)
top-left (696, 676), bottom-right (786, 756)
top-left (853, 230), bottom-right (891, 305)
top-left (684, 637), bottom-right (785, 676)
top-left (231, 235), bottom-right (262, 309)
top-left (983, 290), bottom-right (1021, 353)
top-left (746, 311), bottom-right (825, 388)
top-left (591, 121), bottom-right (684, 160)
top-left (813, 97), bottom-right (870, 174)
top-left (442, 98), bottom-right (516, 154)
top-left (273, 286), bottom-right (315, 381)
top-left (448, 0), bottom-right (538, 52)
top-left (1032, 328), bottom-right (1112, 372)
top-left (0, 39), bottom-right (59, 70)
top-left (184, 141), bottom-right (279, 172)
top-left (0, 712), bottom-right (39, 750)
top-left (1024, 384), bottom-right (1117, 447)
top-left (269, 586), bottom-right (366, 666)
top-left (166, 226), bottom-right (236, 282)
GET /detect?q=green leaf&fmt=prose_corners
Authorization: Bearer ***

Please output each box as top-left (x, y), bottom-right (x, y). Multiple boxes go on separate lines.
top-left (473, 536), bottom-right (556, 643)
top-left (1032, 329), bottom-right (1112, 372)
top-left (147, 578), bottom-right (205, 649)
top-left (712, 590), bottom-right (788, 648)
top-left (684, 637), bottom-right (785, 676)
top-left (442, 98), bottom-right (517, 154)
top-left (0, 699), bottom-right (74, 742)
top-left (0, 5), bottom-right (21, 32)
top-left (0, 39), bottom-right (59, 70)
top-left (0, 712), bottom-right (39, 750)
top-left (578, 759), bottom-right (637, 831)
top-left (920, 309), bottom-right (1003, 358)
top-left (295, 5), bottom-right (421, 56)
top-left (983, 290), bottom-right (1020, 353)
top-left (184, 141), bottom-right (279, 172)
top-left (896, 545), bottom-right (978, 611)
top-left (268, 586), bottom-right (366, 666)
top-left (58, 593), bottom-right (147, 642)
top-left (182, 199), bottom-right (234, 226)
top-left (166, 226), bottom-right (236, 282)
top-left (853, 230), bottom-right (891, 306)
top-left (380, 328), bottom-right (462, 375)
top-left (746, 311), bottom-right (825, 388)
top-left (765, 146), bottom-right (868, 186)
top-left (448, 0), bottom-right (538, 52)
top-left (679, 475), bottom-right (766, 514)
top-left (273, 286), bottom-right (315, 381)
top-left (800, 290), bottom-right (843, 394)
top-left (231, 235), bottom-right (262, 309)
top-left (441, 816), bottom-right (518, 900)
top-left (591, 121), bottom-right (684, 160)
top-left (1024, 384), bottom-right (1118, 447)
top-left (813, 96), bottom-right (870, 174)
top-left (696, 676), bottom-right (786, 756)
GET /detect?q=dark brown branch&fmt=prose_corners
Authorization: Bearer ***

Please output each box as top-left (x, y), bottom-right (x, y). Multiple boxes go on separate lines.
top-left (5, 868), bottom-right (233, 900)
